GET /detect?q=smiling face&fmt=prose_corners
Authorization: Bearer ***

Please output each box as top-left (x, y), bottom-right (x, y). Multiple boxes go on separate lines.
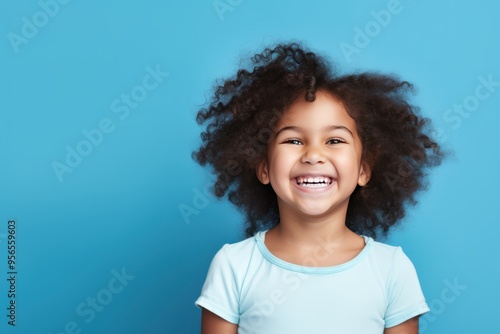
top-left (257, 91), bottom-right (371, 223)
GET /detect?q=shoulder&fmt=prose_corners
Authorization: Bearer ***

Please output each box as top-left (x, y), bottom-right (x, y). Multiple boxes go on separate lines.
top-left (210, 233), bottom-right (261, 272)
top-left (218, 233), bottom-right (259, 258)
top-left (364, 237), bottom-right (416, 274)
top-left (367, 238), bottom-right (402, 258)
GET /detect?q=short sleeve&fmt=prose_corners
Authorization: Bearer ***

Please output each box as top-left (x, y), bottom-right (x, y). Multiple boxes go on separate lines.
top-left (195, 245), bottom-right (240, 324)
top-left (384, 247), bottom-right (430, 328)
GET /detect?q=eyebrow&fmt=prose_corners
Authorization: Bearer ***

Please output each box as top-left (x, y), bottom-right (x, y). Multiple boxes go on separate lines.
top-left (275, 125), bottom-right (354, 138)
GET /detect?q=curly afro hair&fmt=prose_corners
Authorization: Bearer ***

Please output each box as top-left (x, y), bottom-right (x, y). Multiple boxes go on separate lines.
top-left (194, 42), bottom-right (444, 239)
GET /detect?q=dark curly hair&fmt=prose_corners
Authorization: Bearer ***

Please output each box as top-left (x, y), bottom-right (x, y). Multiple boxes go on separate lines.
top-left (193, 42), bottom-right (444, 239)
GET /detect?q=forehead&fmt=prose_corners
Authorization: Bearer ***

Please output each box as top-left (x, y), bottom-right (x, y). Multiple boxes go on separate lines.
top-left (278, 91), bottom-right (357, 130)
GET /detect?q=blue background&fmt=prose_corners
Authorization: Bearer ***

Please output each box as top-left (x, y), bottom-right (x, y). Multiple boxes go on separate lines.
top-left (1, 0), bottom-right (499, 333)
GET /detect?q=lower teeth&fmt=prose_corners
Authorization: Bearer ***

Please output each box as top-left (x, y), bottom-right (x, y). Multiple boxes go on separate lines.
top-left (300, 183), bottom-right (328, 188)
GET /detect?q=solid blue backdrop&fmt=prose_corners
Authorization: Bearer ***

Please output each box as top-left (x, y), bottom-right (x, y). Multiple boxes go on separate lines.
top-left (1, 0), bottom-right (499, 333)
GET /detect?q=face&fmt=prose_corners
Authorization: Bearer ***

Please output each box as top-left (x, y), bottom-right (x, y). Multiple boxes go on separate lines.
top-left (257, 91), bottom-right (371, 221)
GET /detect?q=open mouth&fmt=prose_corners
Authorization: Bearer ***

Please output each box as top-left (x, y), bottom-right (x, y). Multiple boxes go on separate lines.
top-left (295, 176), bottom-right (333, 188)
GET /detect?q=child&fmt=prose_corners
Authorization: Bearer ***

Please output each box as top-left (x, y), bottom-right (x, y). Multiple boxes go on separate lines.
top-left (193, 42), bottom-right (443, 334)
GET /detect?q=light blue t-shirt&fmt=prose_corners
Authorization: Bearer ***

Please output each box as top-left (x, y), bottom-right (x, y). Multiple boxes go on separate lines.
top-left (196, 231), bottom-right (429, 333)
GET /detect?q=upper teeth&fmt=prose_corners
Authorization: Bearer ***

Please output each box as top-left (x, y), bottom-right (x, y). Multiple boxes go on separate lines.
top-left (296, 176), bottom-right (332, 185)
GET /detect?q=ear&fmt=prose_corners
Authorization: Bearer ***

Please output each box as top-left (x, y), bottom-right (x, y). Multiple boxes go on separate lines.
top-left (357, 161), bottom-right (371, 187)
top-left (256, 159), bottom-right (270, 185)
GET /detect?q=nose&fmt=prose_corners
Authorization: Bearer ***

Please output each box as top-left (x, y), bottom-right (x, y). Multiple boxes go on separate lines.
top-left (301, 144), bottom-right (326, 165)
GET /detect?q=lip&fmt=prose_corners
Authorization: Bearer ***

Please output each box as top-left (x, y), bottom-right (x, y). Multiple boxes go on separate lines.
top-left (293, 173), bottom-right (336, 182)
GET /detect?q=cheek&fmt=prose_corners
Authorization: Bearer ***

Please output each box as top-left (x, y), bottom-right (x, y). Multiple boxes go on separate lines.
top-left (268, 151), bottom-right (295, 180)
top-left (334, 151), bottom-right (362, 174)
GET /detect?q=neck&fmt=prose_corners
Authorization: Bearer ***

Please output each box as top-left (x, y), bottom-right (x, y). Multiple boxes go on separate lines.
top-left (274, 205), bottom-right (354, 249)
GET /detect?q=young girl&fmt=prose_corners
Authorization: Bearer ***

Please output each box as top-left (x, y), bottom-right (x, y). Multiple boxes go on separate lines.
top-left (194, 43), bottom-right (443, 333)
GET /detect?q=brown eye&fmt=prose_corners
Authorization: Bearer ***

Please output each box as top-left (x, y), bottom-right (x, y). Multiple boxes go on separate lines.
top-left (327, 138), bottom-right (344, 145)
top-left (284, 139), bottom-right (302, 145)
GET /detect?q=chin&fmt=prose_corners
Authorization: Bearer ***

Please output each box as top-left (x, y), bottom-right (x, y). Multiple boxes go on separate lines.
top-left (299, 206), bottom-right (333, 217)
